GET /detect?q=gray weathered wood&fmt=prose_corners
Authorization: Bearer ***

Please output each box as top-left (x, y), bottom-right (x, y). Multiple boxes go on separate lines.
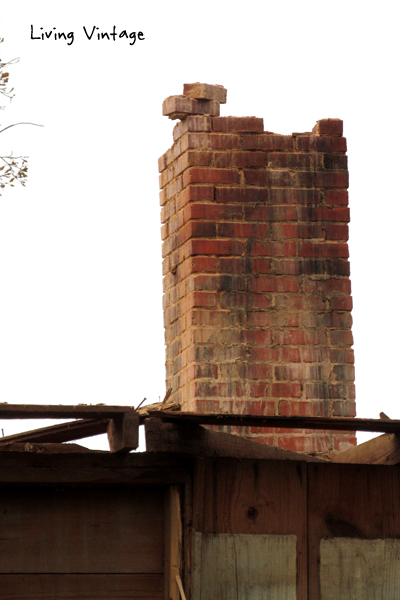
top-left (165, 486), bottom-right (183, 600)
top-left (332, 433), bottom-right (400, 464)
top-left (192, 532), bottom-right (297, 600)
top-left (0, 574), bottom-right (163, 599)
top-left (320, 538), bottom-right (400, 600)
top-left (107, 413), bottom-right (139, 452)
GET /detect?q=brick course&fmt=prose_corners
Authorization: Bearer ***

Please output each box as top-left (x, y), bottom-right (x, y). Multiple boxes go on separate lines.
top-left (158, 84), bottom-right (356, 454)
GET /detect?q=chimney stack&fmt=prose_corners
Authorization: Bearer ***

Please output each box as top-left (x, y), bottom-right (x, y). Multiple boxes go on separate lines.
top-left (158, 84), bottom-right (356, 454)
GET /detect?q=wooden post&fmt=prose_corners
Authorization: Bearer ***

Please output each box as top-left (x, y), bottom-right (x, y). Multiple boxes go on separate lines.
top-left (107, 412), bottom-right (139, 453)
top-left (165, 486), bottom-right (183, 600)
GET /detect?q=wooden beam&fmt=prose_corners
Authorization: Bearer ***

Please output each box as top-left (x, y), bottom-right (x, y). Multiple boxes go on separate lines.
top-left (146, 411), bottom-right (400, 433)
top-left (0, 452), bottom-right (190, 484)
top-left (332, 433), bottom-right (400, 464)
top-left (0, 403), bottom-right (135, 419)
top-left (0, 442), bottom-right (105, 453)
top-left (145, 419), bottom-right (326, 462)
top-left (107, 413), bottom-right (139, 453)
top-left (0, 419), bottom-right (109, 445)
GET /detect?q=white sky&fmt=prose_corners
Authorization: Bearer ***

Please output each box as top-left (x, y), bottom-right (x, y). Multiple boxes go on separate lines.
top-left (0, 1), bottom-right (398, 450)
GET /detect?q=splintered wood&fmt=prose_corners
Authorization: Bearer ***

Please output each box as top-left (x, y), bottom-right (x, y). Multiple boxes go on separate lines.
top-left (192, 532), bottom-right (297, 600)
top-left (320, 538), bottom-right (400, 600)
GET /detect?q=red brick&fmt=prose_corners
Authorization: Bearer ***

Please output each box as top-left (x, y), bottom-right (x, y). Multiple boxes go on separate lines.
top-left (279, 400), bottom-right (324, 417)
top-left (173, 116), bottom-right (212, 142)
top-left (177, 185), bottom-right (214, 209)
top-left (240, 364), bottom-right (273, 380)
top-left (299, 207), bottom-right (350, 222)
top-left (269, 152), bottom-right (319, 169)
top-left (296, 136), bottom-right (347, 152)
top-left (278, 436), bottom-right (330, 453)
top-left (244, 169), bottom-right (293, 187)
top-left (242, 329), bottom-right (272, 345)
top-left (325, 190), bottom-right (349, 205)
top-left (183, 83), bottom-right (227, 103)
top-left (163, 95), bottom-right (220, 119)
top-left (187, 239), bottom-right (243, 256)
top-left (184, 203), bottom-right (242, 222)
top-left (249, 347), bottom-right (280, 362)
top-left (185, 132), bottom-right (240, 150)
top-left (298, 242), bottom-right (349, 258)
top-left (272, 383), bottom-right (302, 398)
top-left (179, 221), bottom-right (216, 244)
top-left (329, 348), bottom-right (355, 364)
top-left (329, 295), bottom-right (352, 310)
top-left (213, 116), bottom-right (264, 132)
top-left (218, 222), bottom-right (269, 238)
top-left (249, 276), bottom-right (299, 293)
top-left (330, 330), bottom-right (354, 346)
top-left (325, 224), bottom-right (349, 240)
top-left (242, 134), bottom-right (294, 151)
top-left (270, 188), bottom-right (322, 205)
top-left (231, 151), bottom-right (267, 168)
top-left (215, 187), bottom-right (268, 203)
top-left (314, 172), bottom-right (349, 188)
top-left (249, 241), bottom-right (297, 257)
top-left (245, 204), bottom-right (300, 222)
top-left (251, 258), bottom-right (272, 274)
top-left (313, 118), bottom-right (343, 136)
top-left (183, 167), bottom-right (239, 186)
top-left (275, 330), bottom-right (327, 345)
top-left (272, 223), bottom-right (323, 240)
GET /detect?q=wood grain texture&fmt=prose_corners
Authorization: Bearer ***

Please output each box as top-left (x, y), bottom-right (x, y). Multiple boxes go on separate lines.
top-left (107, 413), bottom-right (139, 453)
top-left (0, 451), bottom-right (189, 484)
top-left (192, 533), bottom-right (297, 600)
top-left (147, 411), bottom-right (400, 433)
top-left (0, 420), bottom-right (109, 445)
top-left (307, 463), bottom-right (400, 599)
top-left (0, 487), bottom-right (164, 574)
top-left (193, 458), bottom-right (307, 600)
top-left (164, 486), bottom-right (182, 600)
top-left (145, 420), bottom-right (325, 462)
top-left (0, 574), bottom-right (163, 599)
top-left (333, 433), bottom-right (400, 464)
top-left (320, 538), bottom-right (400, 600)
top-left (0, 404), bottom-right (135, 419)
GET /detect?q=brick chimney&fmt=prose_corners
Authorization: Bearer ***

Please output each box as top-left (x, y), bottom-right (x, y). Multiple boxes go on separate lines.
top-left (158, 83), bottom-right (356, 454)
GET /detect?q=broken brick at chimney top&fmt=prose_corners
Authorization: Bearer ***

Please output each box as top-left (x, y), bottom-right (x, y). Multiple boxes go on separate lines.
top-left (158, 82), bottom-right (355, 456)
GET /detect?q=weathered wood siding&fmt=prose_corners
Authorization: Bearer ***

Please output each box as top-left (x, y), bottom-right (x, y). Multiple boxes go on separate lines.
top-left (0, 486), bottom-right (165, 600)
top-left (192, 532), bottom-right (297, 600)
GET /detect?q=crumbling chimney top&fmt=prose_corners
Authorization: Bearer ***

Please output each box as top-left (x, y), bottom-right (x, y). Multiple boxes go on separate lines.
top-left (162, 83), bottom-right (227, 120)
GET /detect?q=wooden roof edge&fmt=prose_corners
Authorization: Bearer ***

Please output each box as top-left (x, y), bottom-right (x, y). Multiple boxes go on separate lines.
top-left (144, 411), bottom-right (400, 434)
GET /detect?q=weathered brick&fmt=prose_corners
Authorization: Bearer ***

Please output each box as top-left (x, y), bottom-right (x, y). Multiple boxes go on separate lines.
top-left (213, 116), bottom-right (264, 132)
top-left (162, 95), bottom-right (220, 119)
top-left (183, 83), bottom-right (227, 103)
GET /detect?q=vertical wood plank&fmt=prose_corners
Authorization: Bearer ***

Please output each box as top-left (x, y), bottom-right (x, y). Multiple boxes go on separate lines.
top-left (308, 463), bottom-right (400, 599)
top-left (107, 413), bottom-right (139, 453)
top-left (192, 532), bottom-right (297, 600)
top-left (192, 458), bottom-right (307, 600)
top-left (165, 486), bottom-right (182, 600)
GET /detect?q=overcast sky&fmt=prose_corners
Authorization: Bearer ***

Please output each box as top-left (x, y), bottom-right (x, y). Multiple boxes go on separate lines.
top-left (0, 1), bottom-right (398, 449)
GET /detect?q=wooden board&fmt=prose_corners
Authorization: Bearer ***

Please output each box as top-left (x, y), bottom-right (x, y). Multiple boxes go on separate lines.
top-left (0, 419), bottom-right (109, 445)
top-left (164, 486), bottom-right (183, 600)
top-left (320, 538), bottom-right (400, 599)
top-left (193, 458), bottom-right (307, 600)
top-left (307, 463), bottom-right (400, 599)
top-left (333, 433), bottom-right (400, 464)
top-left (0, 451), bottom-right (189, 484)
top-left (0, 487), bottom-right (164, 574)
top-left (0, 574), bottom-right (163, 600)
top-left (192, 532), bottom-right (297, 600)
